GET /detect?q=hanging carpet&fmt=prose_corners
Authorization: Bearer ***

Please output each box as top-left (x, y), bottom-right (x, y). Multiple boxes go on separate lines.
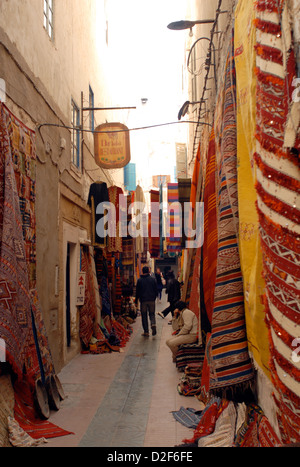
top-left (148, 189), bottom-right (160, 258)
top-left (108, 185), bottom-right (124, 253)
top-left (79, 247), bottom-right (97, 348)
top-left (166, 183), bottom-right (181, 253)
top-left (122, 194), bottom-right (135, 265)
top-left (254, 0), bottom-right (300, 444)
top-left (203, 33), bottom-right (254, 398)
top-left (234, 0), bottom-right (270, 376)
top-left (0, 104), bottom-right (34, 380)
top-left (202, 129), bottom-right (218, 327)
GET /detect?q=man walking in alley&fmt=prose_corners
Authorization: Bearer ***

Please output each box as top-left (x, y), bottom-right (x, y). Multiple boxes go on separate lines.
top-left (135, 266), bottom-right (158, 337)
top-left (157, 270), bottom-right (181, 321)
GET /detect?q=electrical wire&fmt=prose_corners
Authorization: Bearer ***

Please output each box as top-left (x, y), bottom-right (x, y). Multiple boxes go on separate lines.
top-left (37, 119), bottom-right (211, 134)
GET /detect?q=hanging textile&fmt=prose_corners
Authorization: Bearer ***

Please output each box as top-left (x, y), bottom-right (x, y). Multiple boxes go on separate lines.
top-left (79, 247), bottom-right (97, 348)
top-left (0, 105), bottom-right (59, 407)
top-left (4, 105), bottom-right (56, 384)
top-left (182, 143), bottom-right (203, 305)
top-left (188, 247), bottom-right (201, 325)
top-left (0, 104), bottom-right (34, 380)
top-left (254, 0), bottom-right (300, 444)
top-left (234, 0), bottom-right (270, 377)
top-left (204, 33), bottom-right (254, 398)
top-left (140, 213), bottom-right (148, 264)
top-left (87, 181), bottom-right (110, 248)
top-left (114, 269), bottom-right (122, 314)
top-left (166, 183), bottom-right (181, 253)
top-left (121, 194), bottom-right (135, 266)
top-left (135, 184), bottom-right (145, 254)
top-left (159, 183), bottom-right (164, 258)
top-left (108, 185), bottom-right (123, 253)
top-left (148, 189), bottom-right (160, 258)
top-left (178, 178), bottom-right (191, 248)
top-left (189, 144), bottom-right (202, 233)
top-left (202, 129), bottom-right (218, 326)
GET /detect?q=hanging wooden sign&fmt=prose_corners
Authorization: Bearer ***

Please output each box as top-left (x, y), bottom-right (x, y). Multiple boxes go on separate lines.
top-left (94, 122), bottom-right (131, 169)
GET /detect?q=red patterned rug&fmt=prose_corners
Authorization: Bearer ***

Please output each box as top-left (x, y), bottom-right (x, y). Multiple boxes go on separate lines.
top-left (14, 381), bottom-right (73, 439)
top-left (254, 0), bottom-right (300, 444)
top-left (0, 104), bottom-right (33, 380)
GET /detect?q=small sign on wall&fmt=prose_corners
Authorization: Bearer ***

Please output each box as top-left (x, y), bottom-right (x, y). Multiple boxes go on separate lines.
top-left (77, 271), bottom-right (86, 306)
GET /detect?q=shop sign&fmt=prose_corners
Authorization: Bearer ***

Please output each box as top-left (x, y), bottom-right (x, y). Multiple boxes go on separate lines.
top-left (94, 122), bottom-right (131, 169)
top-left (77, 271), bottom-right (86, 306)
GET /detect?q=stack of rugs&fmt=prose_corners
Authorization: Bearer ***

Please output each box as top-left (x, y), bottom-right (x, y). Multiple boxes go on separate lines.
top-left (175, 343), bottom-right (205, 372)
top-left (173, 397), bottom-right (283, 447)
top-left (177, 363), bottom-right (204, 397)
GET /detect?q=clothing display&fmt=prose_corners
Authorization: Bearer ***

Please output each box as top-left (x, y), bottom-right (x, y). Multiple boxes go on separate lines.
top-left (87, 181), bottom-right (110, 248)
top-left (178, 178), bottom-right (191, 248)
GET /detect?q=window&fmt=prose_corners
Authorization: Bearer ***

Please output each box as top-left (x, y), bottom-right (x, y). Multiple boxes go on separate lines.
top-left (44, 0), bottom-right (54, 40)
top-left (71, 100), bottom-right (80, 168)
top-left (89, 86), bottom-right (95, 132)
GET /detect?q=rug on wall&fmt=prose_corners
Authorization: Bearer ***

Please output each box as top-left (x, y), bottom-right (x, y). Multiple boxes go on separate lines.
top-left (254, 0), bottom-right (300, 444)
top-left (203, 34), bottom-right (254, 398)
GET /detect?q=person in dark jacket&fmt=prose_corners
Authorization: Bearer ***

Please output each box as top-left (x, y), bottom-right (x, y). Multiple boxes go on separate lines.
top-left (157, 271), bottom-right (181, 320)
top-left (155, 267), bottom-right (163, 302)
top-left (135, 266), bottom-right (158, 337)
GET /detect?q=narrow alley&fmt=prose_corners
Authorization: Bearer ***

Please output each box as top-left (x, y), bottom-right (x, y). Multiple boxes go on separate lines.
top-left (43, 295), bottom-right (204, 449)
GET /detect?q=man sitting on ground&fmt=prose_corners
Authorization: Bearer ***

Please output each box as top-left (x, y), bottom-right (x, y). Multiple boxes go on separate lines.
top-left (166, 301), bottom-right (198, 362)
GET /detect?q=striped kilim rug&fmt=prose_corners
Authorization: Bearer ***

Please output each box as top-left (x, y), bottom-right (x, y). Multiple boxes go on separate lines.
top-left (205, 33), bottom-right (254, 397)
top-left (254, 0), bottom-right (300, 444)
top-left (149, 190), bottom-right (160, 257)
top-left (166, 183), bottom-right (181, 253)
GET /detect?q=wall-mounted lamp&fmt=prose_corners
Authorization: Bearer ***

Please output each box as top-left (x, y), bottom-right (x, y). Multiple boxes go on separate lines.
top-left (168, 19), bottom-right (215, 37)
top-left (178, 100), bottom-right (207, 120)
top-left (168, 20), bottom-right (215, 31)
